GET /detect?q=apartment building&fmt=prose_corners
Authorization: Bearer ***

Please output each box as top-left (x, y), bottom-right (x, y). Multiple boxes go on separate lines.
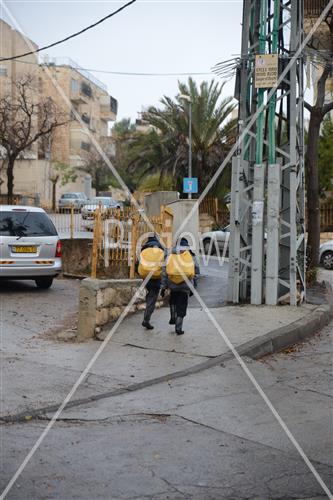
top-left (0, 19), bottom-right (39, 92)
top-left (39, 58), bottom-right (117, 168)
top-left (37, 58), bottom-right (117, 203)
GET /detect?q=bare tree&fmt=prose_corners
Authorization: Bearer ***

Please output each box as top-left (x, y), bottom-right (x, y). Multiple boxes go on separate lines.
top-left (0, 75), bottom-right (68, 203)
top-left (305, 9), bottom-right (333, 268)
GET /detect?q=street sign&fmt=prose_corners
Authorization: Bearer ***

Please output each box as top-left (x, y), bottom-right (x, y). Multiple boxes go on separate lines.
top-left (255, 54), bottom-right (278, 88)
top-left (183, 177), bottom-right (198, 194)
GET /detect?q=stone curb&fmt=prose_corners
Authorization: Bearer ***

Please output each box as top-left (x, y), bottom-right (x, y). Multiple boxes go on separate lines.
top-left (239, 283), bottom-right (333, 359)
top-left (2, 281), bottom-right (332, 424)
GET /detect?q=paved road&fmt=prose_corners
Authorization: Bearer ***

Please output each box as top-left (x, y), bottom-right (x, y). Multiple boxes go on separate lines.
top-left (189, 255), bottom-right (229, 308)
top-left (1, 276), bottom-right (332, 500)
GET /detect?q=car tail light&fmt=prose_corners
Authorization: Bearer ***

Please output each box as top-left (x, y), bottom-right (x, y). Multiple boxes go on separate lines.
top-left (55, 240), bottom-right (62, 258)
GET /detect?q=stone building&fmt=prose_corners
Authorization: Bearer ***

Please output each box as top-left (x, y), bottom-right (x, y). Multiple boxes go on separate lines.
top-left (0, 19), bottom-right (43, 200)
top-left (0, 19), bottom-right (39, 92)
top-left (39, 58), bottom-right (117, 170)
top-left (37, 58), bottom-right (118, 205)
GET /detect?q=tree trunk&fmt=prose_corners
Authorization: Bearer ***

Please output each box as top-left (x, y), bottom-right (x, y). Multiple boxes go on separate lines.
top-left (7, 157), bottom-right (15, 205)
top-left (95, 171), bottom-right (101, 195)
top-left (52, 181), bottom-right (57, 212)
top-left (305, 60), bottom-right (332, 269)
top-left (306, 111), bottom-right (322, 267)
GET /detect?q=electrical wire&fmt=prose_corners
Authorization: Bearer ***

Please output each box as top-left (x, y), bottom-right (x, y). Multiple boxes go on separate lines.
top-left (7, 56), bottom-right (212, 77)
top-left (0, 0), bottom-right (137, 62)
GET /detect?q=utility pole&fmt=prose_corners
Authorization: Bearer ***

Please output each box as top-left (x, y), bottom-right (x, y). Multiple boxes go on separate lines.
top-left (179, 94), bottom-right (193, 199)
top-left (228, 0), bottom-right (306, 306)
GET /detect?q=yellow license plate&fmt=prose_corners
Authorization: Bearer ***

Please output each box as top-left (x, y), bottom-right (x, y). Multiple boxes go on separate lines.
top-left (12, 246), bottom-right (37, 253)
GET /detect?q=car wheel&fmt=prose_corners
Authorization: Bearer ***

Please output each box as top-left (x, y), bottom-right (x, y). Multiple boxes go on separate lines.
top-left (321, 250), bottom-right (333, 270)
top-left (35, 277), bottom-right (54, 289)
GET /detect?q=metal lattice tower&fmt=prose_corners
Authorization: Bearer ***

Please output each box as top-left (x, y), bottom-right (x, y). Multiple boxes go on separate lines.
top-left (227, 0), bottom-right (306, 306)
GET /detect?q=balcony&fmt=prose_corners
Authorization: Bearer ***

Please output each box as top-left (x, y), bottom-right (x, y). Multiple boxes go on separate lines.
top-left (70, 89), bottom-right (88, 105)
top-left (70, 81), bottom-right (93, 105)
top-left (81, 82), bottom-right (92, 98)
top-left (100, 95), bottom-right (118, 122)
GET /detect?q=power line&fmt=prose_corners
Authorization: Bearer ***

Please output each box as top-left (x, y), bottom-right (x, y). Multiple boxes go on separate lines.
top-left (0, 0), bottom-right (137, 62)
top-left (9, 57), bottom-right (212, 77)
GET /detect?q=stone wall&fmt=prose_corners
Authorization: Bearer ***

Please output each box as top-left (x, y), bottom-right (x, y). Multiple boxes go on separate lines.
top-left (199, 213), bottom-right (215, 234)
top-left (77, 278), bottom-right (163, 341)
top-left (61, 238), bottom-right (92, 276)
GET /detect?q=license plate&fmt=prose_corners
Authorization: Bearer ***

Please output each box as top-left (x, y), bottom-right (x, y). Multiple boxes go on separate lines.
top-left (12, 246), bottom-right (37, 253)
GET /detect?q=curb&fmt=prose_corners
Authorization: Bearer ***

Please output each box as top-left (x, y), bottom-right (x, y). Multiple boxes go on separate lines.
top-left (240, 296), bottom-right (333, 360)
top-left (2, 281), bottom-right (332, 424)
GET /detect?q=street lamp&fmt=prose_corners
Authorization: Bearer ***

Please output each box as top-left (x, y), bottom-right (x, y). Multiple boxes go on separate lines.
top-left (179, 94), bottom-right (192, 200)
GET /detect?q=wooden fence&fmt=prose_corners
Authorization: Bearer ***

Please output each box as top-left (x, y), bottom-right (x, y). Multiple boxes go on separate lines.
top-left (91, 206), bottom-right (173, 279)
top-left (200, 197), bottom-right (333, 231)
top-left (199, 197), bottom-right (230, 226)
top-left (320, 203), bottom-right (333, 232)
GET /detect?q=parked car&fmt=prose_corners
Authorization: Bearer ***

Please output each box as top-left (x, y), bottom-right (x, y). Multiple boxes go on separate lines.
top-left (201, 225), bottom-right (267, 255)
top-left (58, 192), bottom-right (88, 210)
top-left (319, 240), bottom-right (333, 270)
top-left (201, 225), bottom-right (230, 255)
top-left (0, 206), bottom-right (62, 288)
top-left (81, 197), bottom-right (123, 219)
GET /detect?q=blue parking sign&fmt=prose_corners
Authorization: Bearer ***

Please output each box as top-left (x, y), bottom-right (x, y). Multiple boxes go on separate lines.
top-left (183, 177), bottom-right (198, 194)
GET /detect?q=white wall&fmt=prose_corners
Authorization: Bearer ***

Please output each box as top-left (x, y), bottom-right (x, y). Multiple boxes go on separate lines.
top-left (167, 199), bottom-right (200, 254)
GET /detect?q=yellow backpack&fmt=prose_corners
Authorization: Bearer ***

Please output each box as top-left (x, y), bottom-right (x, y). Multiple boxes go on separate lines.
top-left (138, 247), bottom-right (164, 279)
top-left (166, 250), bottom-right (195, 284)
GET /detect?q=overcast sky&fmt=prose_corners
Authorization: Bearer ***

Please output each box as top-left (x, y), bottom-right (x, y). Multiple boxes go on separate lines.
top-left (1, 0), bottom-right (244, 122)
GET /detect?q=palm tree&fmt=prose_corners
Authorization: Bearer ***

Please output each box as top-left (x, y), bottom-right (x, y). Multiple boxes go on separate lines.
top-left (127, 78), bottom-right (236, 194)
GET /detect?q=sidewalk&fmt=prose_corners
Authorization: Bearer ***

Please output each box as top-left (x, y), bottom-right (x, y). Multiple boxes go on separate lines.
top-left (2, 277), bottom-right (333, 499)
top-left (2, 275), bottom-right (332, 421)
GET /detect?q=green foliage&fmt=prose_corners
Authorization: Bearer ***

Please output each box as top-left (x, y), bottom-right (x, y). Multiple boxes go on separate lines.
top-left (112, 79), bottom-right (237, 194)
top-left (111, 118), bottom-right (139, 191)
top-left (138, 173), bottom-right (174, 192)
top-left (78, 160), bottom-right (112, 193)
top-left (318, 117), bottom-right (333, 196)
top-left (50, 161), bottom-right (77, 186)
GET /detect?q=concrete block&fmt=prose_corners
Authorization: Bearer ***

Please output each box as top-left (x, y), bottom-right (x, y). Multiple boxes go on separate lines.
top-left (77, 282), bottom-right (98, 342)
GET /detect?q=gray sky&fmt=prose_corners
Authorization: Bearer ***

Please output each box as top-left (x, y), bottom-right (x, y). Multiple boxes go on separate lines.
top-left (2, 0), bottom-right (244, 122)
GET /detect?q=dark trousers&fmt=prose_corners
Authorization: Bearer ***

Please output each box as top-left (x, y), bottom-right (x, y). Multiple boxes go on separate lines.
top-left (144, 280), bottom-right (160, 321)
top-left (170, 291), bottom-right (188, 318)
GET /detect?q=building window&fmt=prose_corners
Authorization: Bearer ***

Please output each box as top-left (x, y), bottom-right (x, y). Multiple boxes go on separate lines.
top-left (71, 78), bottom-right (78, 92)
top-left (81, 141), bottom-right (91, 152)
top-left (110, 97), bottom-right (118, 114)
top-left (0, 65), bottom-right (8, 77)
top-left (81, 82), bottom-right (92, 98)
top-left (81, 113), bottom-right (90, 125)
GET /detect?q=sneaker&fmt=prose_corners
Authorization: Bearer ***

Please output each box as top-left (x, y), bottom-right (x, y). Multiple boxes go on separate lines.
top-left (142, 321), bottom-right (154, 330)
